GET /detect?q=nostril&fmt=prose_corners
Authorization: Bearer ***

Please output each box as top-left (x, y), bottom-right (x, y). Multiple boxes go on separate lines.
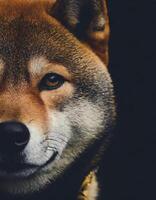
top-left (13, 126), bottom-right (30, 147)
top-left (0, 121), bottom-right (30, 154)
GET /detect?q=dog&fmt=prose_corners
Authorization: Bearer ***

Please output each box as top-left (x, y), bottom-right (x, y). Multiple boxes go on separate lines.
top-left (0, 0), bottom-right (115, 199)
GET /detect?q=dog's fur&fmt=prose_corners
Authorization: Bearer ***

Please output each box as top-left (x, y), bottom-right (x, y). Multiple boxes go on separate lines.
top-left (0, 0), bottom-right (115, 199)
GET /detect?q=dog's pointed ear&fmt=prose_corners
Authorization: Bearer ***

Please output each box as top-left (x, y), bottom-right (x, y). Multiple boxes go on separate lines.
top-left (51, 0), bottom-right (110, 66)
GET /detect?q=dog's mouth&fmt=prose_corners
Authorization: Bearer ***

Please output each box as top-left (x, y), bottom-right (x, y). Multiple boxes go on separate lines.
top-left (0, 151), bottom-right (58, 179)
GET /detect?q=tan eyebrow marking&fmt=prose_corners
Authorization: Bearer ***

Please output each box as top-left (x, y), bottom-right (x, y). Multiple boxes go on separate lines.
top-left (0, 59), bottom-right (5, 77)
top-left (28, 56), bottom-right (49, 74)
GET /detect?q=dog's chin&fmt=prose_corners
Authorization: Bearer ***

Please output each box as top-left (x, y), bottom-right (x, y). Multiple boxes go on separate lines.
top-left (0, 151), bottom-right (58, 181)
top-left (0, 166), bottom-right (39, 180)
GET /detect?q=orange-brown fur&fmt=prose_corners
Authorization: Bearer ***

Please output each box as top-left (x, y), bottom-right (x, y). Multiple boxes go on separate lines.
top-left (0, 1), bottom-right (113, 199)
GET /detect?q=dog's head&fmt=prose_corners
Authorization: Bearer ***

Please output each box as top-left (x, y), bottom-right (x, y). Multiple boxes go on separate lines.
top-left (0, 0), bottom-right (115, 195)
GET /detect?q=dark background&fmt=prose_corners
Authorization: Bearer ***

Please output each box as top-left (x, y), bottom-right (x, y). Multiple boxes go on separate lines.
top-left (102, 0), bottom-right (156, 199)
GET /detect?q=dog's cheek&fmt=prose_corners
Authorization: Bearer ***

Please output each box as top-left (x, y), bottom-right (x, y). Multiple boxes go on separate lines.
top-left (40, 83), bottom-right (74, 110)
top-left (64, 98), bottom-right (104, 140)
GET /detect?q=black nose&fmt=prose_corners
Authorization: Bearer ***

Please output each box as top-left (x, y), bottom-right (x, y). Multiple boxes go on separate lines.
top-left (0, 121), bottom-right (30, 154)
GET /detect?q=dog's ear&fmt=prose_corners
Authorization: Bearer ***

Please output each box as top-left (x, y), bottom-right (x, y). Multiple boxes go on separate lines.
top-left (51, 0), bottom-right (110, 66)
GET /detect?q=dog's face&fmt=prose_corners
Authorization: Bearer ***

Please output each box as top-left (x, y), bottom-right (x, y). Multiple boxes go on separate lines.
top-left (0, 0), bottom-right (114, 195)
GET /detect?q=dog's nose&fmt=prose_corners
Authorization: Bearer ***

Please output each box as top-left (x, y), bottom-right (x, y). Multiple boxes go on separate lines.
top-left (0, 121), bottom-right (30, 154)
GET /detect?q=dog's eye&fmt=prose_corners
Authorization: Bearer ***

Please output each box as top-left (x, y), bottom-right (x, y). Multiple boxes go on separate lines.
top-left (39, 73), bottom-right (65, 90)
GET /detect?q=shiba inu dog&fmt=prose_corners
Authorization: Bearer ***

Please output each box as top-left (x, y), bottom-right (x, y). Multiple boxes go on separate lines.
top-left (0, 0), bottom-right (115, 199)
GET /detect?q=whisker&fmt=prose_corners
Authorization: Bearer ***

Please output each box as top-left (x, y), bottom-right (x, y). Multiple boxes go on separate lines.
top-left (46, 138), bottom-right (73, 148)
top-left (46, 139), bottom-right (71, 148)
top-left (48, 137), bottom-right (69, 143)
top-left (28, 119), bottom-right (35, 124)
top-left (45, 138), bottom-right (67, 146)
top-left (46, 138), bottom-right (67, 144)
top-left (49, 134), bottom-right (70, 140)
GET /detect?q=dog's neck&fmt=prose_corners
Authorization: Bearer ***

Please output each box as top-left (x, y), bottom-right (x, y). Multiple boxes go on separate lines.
top-left (0, 170), bottom-right (98, 200)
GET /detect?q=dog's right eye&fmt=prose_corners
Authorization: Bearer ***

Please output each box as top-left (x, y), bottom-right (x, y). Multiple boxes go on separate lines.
top-left (39, 73), bottom-right (65, 91)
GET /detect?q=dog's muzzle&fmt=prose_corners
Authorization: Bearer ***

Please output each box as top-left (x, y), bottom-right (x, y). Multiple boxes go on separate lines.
top-left (0, 120), bottom-right (59, 178)
top-left (0, 121), bottom-right (33, 175)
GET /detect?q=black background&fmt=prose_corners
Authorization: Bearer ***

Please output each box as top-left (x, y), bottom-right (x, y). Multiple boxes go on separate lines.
top-left (1, 1), bottom-right (155, 200)
top-left (102, 0), bottom-right (156, 199)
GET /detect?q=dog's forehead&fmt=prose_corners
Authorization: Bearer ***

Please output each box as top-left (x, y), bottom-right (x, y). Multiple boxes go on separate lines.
top-left (0, 0), bottom-right (55, 17)
top-left (0, 0), bottom-right (105, 84)
top-left (0, 0), bottom-right (57, 53)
